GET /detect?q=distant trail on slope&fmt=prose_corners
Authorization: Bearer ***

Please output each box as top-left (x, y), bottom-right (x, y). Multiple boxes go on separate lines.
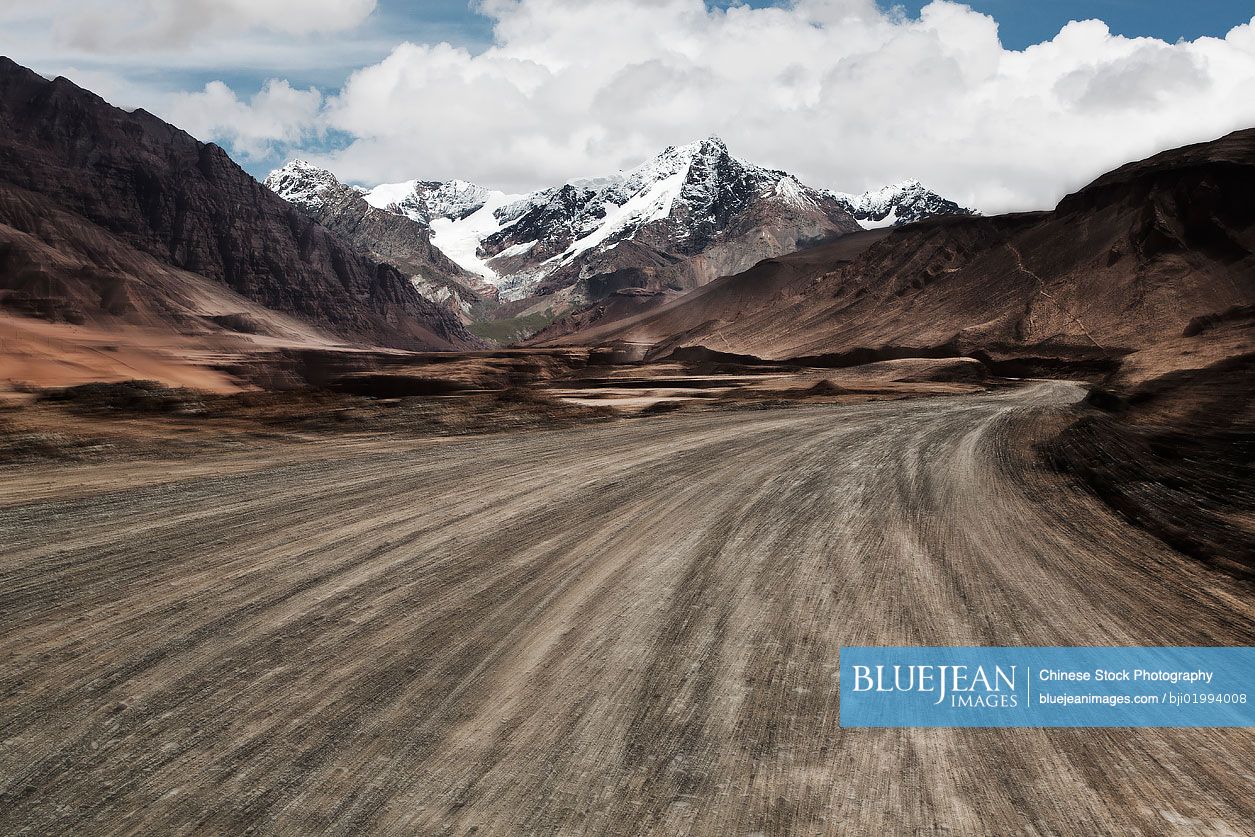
top-left (2, 384), bottom-right (1252, 835)
top-left (1007, 242), bottom-right (1108, 350)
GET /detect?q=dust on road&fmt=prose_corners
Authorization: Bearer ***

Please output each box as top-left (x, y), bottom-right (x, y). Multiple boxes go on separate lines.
top-left (2, 382), bottom-right (1252, 835)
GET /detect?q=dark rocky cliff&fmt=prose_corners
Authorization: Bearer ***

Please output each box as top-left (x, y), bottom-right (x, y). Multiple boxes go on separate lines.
top-left (0, 57), bottom-right (477, 350)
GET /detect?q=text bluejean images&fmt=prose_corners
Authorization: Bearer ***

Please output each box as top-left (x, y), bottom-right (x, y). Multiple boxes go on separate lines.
top-left (839, 648), bottom-right (1255, 727)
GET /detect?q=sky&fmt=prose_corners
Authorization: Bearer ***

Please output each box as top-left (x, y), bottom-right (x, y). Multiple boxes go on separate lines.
top-left (2, 1), bottom-right (1255, 212)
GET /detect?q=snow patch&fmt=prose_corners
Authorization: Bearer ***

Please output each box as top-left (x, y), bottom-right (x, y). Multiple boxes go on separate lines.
top-left (495, 240), bottom-right (538, 259)
top-left (363, 179), bottom-right (419, 214)
top-left (429, 191), bottom-right (522, 282)
top-left (773, 176), bottom-right (817, 210)
top-left (561, 169), bottom-right (687, 260)
top-left (856, 207), bottom-right (899, 229)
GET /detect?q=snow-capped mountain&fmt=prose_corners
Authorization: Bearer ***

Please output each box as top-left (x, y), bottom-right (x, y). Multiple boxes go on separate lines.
top-left (264, 162), bottom-right (496, 317)
top-left (831, 180), bottom-right (975, 228)
top-left (266, 140), bottom-right (971, 322)
top-left (314, 138), bottom-right (860, 303)
top-left (263, 159), bottom-right (343, 214)
top-left (478, 138), bottom-right (854, 290)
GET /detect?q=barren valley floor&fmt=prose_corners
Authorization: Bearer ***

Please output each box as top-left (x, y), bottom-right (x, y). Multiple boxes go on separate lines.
top-left (2, 382), bottom-right (1253, 835)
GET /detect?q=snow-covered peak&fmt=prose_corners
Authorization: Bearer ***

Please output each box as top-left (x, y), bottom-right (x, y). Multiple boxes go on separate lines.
top-left (627, 140), bottom-right (715, 190)
top-left (539, 136), bottom-right (748, 210)
top-left (831, 179), bottom-right (922, 211)
top-left (425, 137), bottom-right (846, 294)
top-left (645, 137), bottom-right (833, 215)
top-left (657, 136), bottom-right (728, 160)
top-left (482, 139), bottom-right (751, 257)
top-left (515, 137), bottom-right (734, 217)
top-left (830, 180), bottom-right (974, 228)
top-left (263, 160), bottom-right (343, 212)
top-left (267, 141), bottom-right (971, 304)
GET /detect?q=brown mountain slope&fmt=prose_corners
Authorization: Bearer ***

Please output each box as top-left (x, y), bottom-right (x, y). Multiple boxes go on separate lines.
top-left (0, 182), bottom-right (365, 391)
top-left (0, 57), bottom-right (476, 352)
top-left (0, 182), bottom-right (340, 340)
top-left (532, 229), bottom-right (893, 347)
top-left (543, 129), bottom-right (1255, 384)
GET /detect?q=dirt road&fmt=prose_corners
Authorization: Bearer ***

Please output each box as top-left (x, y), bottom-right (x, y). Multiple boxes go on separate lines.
top-left (2, 382), bottom-right (1252, 835)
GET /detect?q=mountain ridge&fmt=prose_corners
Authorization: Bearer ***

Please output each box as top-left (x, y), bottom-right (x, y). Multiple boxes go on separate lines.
top-left (831, 179), bottom-right (976, 228)
top-left (266, 139), bottom-right (973, 326)
top-left (534, 127), bottom-right (1255, 387)
top-left (0, 56), bottom-right (478, 352)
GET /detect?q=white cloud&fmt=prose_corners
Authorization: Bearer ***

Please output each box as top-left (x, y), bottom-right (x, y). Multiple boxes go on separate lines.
top-left (166, 80), bottom-right (325, 159)
top-left (6, 0), bottom-right (1255, 212)
top-left (290, 0), bottom-right (1255, 212)
top-left (0, 0), bottom-right (390, 84)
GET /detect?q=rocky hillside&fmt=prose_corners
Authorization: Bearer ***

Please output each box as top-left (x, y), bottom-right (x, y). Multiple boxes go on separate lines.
top-left (0, 57), bottom-right (477, 351)
top-left (264, 161), bottom-right (496, 320)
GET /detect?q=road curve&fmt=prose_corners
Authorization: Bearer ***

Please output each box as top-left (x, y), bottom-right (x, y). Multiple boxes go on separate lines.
top-left (2, 382), bottom-right (1253, 835)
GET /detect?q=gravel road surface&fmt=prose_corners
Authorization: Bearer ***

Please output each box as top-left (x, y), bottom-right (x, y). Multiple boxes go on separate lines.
top-left (2, 382), bottom-right (1252, 835)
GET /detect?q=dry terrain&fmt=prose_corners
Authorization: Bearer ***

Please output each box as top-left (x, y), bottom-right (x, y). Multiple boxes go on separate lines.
top-left (2, 382), bottom-right (1253, 835)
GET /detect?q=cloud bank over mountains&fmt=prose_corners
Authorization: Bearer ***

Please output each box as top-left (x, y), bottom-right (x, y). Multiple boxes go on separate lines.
top-left (8, 0), bottom-right (1255, 212)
